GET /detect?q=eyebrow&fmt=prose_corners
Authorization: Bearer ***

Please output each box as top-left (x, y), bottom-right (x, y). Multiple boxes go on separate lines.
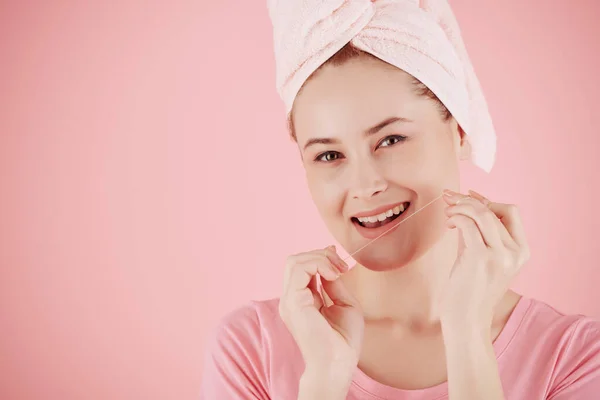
top-left (302, 116), bottom-right (412, 151)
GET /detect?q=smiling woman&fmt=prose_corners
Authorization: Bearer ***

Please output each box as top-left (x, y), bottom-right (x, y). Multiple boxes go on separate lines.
top-left (292, 46), bottom-right (463, 271)
top-left (200, 1), bottom-right (600, 399)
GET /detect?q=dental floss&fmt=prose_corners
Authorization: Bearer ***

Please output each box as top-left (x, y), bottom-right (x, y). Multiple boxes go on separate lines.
top-left (317, 193), bottom-right (445, 306)
top-left (342, 193), bottom-right (444, 262)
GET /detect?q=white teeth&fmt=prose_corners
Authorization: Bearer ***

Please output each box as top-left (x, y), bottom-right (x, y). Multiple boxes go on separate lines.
top-left (356, 203), bottom-right (408, 224)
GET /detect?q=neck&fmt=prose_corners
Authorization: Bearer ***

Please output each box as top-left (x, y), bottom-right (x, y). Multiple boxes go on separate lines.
top-left (343, 230), bottom-right (459, 327)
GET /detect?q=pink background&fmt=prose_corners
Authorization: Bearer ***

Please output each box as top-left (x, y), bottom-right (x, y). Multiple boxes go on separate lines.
top-left (1, 1), bottom-right (599, 399)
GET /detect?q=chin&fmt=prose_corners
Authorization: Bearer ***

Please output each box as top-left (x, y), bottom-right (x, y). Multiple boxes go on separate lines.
top-left (351, 241), bottom-right (419, 271)
top-left (345, 218), bottom-right (448, 271)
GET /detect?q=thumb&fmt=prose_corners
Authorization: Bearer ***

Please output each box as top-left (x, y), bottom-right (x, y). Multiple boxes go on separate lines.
top-left (321, 279), bottom-right (360, 309)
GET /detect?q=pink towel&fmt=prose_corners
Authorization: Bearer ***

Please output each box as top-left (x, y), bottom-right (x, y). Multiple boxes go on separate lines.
top-left (267, 0), bottom-right (497, 173)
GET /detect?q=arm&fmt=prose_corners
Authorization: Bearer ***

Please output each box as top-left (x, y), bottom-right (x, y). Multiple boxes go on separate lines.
top-left (199, 304), bottom-right (270, 400)
top-left (441, 190), bottom-right (528, 400)
top-left (442, 323), bottom-right (505, 400)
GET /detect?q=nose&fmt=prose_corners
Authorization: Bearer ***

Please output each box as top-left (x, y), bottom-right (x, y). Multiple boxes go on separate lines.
top-left (349, 158), bottom-right (388, 200)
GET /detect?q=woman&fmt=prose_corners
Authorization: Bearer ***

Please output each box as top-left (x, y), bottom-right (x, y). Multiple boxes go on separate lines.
top-left (201, 1), bottom-right (600, 399)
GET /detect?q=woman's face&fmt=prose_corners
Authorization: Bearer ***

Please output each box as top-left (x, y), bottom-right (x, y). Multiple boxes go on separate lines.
top-left (292, 56), bottom-right (470, 271)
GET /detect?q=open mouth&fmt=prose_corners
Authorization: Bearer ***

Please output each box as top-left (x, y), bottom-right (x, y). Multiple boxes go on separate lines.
top-left (351, 202), bottom-right (410, 229)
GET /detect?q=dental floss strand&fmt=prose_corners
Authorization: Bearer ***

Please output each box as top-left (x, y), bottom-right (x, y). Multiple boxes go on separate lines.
top-left (342, 193), bottom-right (444, 262)
top-left (317, 193), bottom-right (445, 305)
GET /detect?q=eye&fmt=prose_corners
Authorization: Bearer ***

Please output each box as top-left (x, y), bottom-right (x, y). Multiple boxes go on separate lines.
top-left (315, 151), bottom-right (343, 163)
top-left (377, 135), bottom-right (407, 148)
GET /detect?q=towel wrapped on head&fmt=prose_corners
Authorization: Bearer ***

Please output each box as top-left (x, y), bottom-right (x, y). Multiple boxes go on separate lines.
top-left (267, 0), bottom-right (496, 173)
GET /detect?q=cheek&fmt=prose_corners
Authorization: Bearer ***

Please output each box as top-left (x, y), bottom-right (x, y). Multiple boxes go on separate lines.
top-left (306, 170), bottom-right (346, 217)
top-left (379, 141), bottom-right (458, 188)
top-left (378, 143), bottom-right (430, 179)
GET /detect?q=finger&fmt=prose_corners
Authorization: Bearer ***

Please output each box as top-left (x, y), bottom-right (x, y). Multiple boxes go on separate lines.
top-left (467, 189), bottom-right (491, 207)
top-left (444, 190), bottom-right (485, 208)
top-left (307, 275), bottom-right (324, 310)
top-left (442, 189), bottom-right (465, 205)
top-left (283, 251), bottom-right (339, 286)
top-left (292, 247), bottom-right (348, 273)
top-left (283, 256), bottom-right (339, 294)
top-left (321, 278), bottom-right (360, 309)
top-left (445, 197), bottom-right (503, 248)
top-left (468, 190), bottom-right (516, 247)
top-left (446, 214), bottom-right (486, 249)
top-left (467, 190), bottom-right (520, 244)
top-left (486, 202), bottom-right (528, 250)
top-left (324, 245), bottom-right (350, 273)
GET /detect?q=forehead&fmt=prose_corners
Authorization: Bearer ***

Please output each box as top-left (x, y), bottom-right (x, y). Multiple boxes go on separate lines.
top-left (292, 57), bottom-right (429, 141)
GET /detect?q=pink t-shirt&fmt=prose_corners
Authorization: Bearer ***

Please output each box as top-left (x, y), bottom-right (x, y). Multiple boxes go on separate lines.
top-left (200, 296), bottom-right (600, 399)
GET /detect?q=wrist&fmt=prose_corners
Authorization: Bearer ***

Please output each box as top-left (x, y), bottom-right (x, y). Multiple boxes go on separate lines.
top-left (440, 312), bottom-right (492, 337)
top-left (441, 322), bottom-right (504, 400)
top-left (441, 322), bottom-right (496, 365)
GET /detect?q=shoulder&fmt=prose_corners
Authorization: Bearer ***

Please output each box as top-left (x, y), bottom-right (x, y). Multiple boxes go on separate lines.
top-left (203, 297), bottom-right (301, 370)
top-left (200, 298), bottom-right (294, 399)
top-left (521, 297), bottom-right (600, 342)
top-left (205, 297), bottom-right (285, 351)
top-left (213, 297), bottom-right (281, 329)
top-left (513, 297), bottom-right (600, 398)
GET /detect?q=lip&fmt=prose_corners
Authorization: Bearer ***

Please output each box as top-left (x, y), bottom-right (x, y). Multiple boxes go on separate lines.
top-left (351, 201), bottom-right (408, 219)
top-left (352, 202), bottom-right (411, 240)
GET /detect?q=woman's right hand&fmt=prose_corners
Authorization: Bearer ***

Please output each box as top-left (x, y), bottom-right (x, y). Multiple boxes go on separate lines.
top-left (279, 245), bottom-right (365, 380)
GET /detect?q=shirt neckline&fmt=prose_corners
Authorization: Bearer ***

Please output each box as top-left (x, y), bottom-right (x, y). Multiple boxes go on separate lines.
top-left (350, 295), bottom-right (533, 399)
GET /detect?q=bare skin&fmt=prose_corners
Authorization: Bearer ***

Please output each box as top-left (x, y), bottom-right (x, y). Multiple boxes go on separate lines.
top-left (278, 55), bottom-right (529, 400)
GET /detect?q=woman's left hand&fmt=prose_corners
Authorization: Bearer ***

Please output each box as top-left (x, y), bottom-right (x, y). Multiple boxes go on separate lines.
top-left (440, 189), bottom-right (530, 329)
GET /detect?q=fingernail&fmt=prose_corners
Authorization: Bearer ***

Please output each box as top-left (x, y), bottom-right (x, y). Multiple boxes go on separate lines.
top-left (468, 189), bottom-right (489, 204)
top-left (327, 245), bottom-right (348, 272)
top-left (339, 261), bottom-right (349, 272)
top-left (443, 189), bottom-right (454, 196)
top-left (469, 189), bottom-right (485, 199)
top-left (335, 254), bottom-right (348, 270)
